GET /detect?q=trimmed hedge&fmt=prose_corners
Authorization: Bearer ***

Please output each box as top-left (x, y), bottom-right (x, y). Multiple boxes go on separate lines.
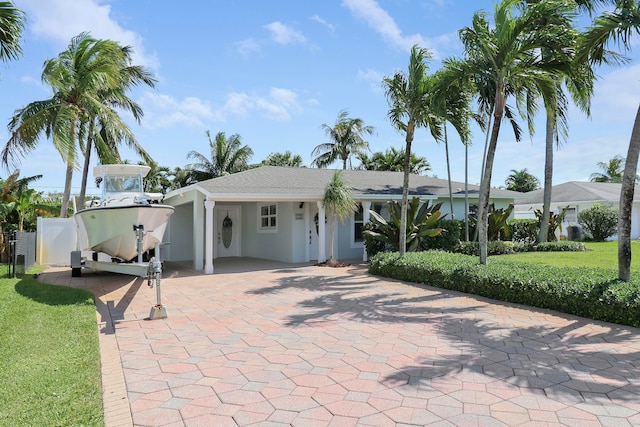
top-left (369, 251), bottom-right (640, 328)
top-left (421, 219), bottom-right (463, 252)
top-left (455, 240), bottom-right (586, 255)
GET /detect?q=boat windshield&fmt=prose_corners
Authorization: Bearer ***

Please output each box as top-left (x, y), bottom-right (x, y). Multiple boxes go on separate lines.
top-left (104, 175), bottom-right (142, 193)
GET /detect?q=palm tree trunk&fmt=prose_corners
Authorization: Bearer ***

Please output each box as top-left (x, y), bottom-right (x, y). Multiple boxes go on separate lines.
top-left (474, 114), bottom-right (493, 242)
top-left (60, 120), bottom-right (77, 218)
top-left (444, 124), bottom-right (455, 219)
top-left (538, 112), bottom-right (555, 243)
top-left (479, 111), bottom-right (503, 264)
top-left (328, 213), bottom-right (336, 262)
top-left (60, 162), bottom-right (74, 218)
top-left (618, 104), bottom-right (640, 281)
top-left (464, 142), bottom-right (469, 241)
top-left (78, 120), bottom-right (95, 208)
top-left (400, 122), bottom-right (415, 257)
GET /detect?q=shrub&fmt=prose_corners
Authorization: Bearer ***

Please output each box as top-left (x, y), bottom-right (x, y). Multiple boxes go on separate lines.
top-left (363, 221), bottom-right (387, 257)
top-left (368, 251), bottom-right (640, 328)
top-left (455, 240), bottom-right (584, 255)
top-left (509, 219), bottom-right (539, 244)
top-left (421, 219), bottom-right (463, 252)
top-left (578, 204), bottom-right (618, 241)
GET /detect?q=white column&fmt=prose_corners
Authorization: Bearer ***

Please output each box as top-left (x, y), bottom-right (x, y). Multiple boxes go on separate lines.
top-left (204, 200), bottom-right (215, 274)
top-left (304, 201), bottom-right (310, 262)
top-left (363, 201), bottom-right (371, 262)
top-left (193, 192), bottom-right (205, 270)
top-left (317, 201), bottom-right (326, 263)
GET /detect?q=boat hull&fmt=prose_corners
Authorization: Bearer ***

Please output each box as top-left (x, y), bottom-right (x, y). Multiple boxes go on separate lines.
top-left (74, 204), bottom-right (175, 261)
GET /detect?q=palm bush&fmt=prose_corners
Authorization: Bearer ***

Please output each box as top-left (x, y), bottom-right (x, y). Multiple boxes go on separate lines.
top-left (363, 197), bottom-right (445, 253)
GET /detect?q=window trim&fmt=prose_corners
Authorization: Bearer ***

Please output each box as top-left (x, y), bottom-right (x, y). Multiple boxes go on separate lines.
top-left (351, 203), bottom-right (365, 248)
top-left (257, 202), bottom-right (278, 233)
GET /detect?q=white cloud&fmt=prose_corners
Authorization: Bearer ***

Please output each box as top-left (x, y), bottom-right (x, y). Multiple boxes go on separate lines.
top-left (358, 68), bottom-right (383, 93)
top-left (138, 93), bottom-right (220, 129)
top-left (310, 15), bottom-right (335, 33)
top-left (16, 0), bottom-right (158, 69)
top-left (342, 0), bottom-right (432, 53)
top-left (223, 88), bottom-right (300, 121)
top-left (264, 21), bottom-right (306, 45)
top-left (236, 38), bottom-right (262, 56)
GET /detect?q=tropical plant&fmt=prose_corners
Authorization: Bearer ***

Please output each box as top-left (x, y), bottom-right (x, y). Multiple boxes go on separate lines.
top-left (383, 45), bottom-right (442, 257)
top-left (533, 206), bottom-right (569, 242)
top-left (578, 203), bottom-right (619, 241)
top-left (445, 0), bottom-right (576, 264)
top-left (590, 155), bottom-right (625, 183)
top-left (579, 0), bottom-right (640, 280)
top-left (322, 171), bottom-right (357, 265)
top-left (468, 203), bottom-right (514, 241)
top-left (261, 151), bottom-right (304, 167)
top-left (3, 33), bottom-right (150, 217)
top-left (363, 197), bottom-right (445, 253)
top-left (358, 147), bottom-right (430, 174)
top-left (0, 1), bottom-right (24, 63)
top-left (311, 110), bottom-right (374, 169)
top-left (186, 131), bottom-right (253, 181)
top-left (505, 168), bottom-right (540, 192)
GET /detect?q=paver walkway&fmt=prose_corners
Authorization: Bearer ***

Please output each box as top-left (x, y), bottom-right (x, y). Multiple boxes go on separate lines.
top-left (39, 258), bottom-right (640, 426)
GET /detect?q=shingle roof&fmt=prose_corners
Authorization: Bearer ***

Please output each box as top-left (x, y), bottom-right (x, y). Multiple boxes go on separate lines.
top-left (166, 166), bottom-right (521, 201)
top-left (516, 181), bottom-right (640, 205)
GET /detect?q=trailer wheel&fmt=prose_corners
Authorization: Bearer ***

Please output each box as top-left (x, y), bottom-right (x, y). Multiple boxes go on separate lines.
top-left (71, 267), bottom-right (82, 277)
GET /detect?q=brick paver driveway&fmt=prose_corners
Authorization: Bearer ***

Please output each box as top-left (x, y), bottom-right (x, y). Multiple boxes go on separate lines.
top-left (40, 258), bottom-right (640, 426)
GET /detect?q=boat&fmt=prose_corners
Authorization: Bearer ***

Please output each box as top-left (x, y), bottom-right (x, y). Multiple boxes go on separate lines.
top-left (74, 164), bottom-right (175, 262)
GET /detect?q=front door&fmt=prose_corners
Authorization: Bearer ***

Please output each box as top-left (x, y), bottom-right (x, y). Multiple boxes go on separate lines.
top-left (216, 206), bottom-right (240, 257)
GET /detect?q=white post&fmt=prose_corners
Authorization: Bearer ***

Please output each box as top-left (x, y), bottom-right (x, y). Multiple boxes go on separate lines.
top-left (304, 201), bottom-right (310, 262)
top-left (317, 201), bottom-right (326, 263)
top-left (363, 201), bottom-right (371, 261)
top-left (204, 200), bottom-right (215, 274)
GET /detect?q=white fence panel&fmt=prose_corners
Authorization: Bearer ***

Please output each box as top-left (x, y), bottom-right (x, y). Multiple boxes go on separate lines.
top-left (37, 217), bottom-right (77, 266)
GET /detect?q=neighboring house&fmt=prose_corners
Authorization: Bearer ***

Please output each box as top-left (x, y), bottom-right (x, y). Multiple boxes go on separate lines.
top-left (513, 181), bottom-right (640, 240)
top-left (162, 166), bottom-right (521, 273)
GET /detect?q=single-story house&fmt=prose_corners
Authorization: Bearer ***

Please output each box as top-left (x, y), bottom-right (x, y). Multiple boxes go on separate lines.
top-left (513, 181), bottom-right (640, 240)
top-left (162, 166), bottom-right (522, 273)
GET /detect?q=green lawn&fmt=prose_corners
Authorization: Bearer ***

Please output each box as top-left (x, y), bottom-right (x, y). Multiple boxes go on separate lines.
top-left (0, 269), bottom-right (103, 426)
top-left (500, 240), bottom-right (640, 271)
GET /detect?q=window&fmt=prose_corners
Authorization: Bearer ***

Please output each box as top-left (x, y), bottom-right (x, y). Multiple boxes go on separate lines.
top-left (354, 204), bottom-right (364, 243)
top-left (564, 207), bottom-right (577, 223)
top-left (351, 202), bottom-right (386, 246)
top-left (258, 203), bottom-right (277, 232)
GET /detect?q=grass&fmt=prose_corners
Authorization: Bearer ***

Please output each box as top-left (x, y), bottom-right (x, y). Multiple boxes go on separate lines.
top-left (499, 240), bottom-right (640, 271)
top-left (0, 268), bottom-right (103, 427)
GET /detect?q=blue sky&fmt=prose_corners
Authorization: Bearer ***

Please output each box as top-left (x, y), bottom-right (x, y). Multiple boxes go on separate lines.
top-left (2, 0), bottom-right (639, 196)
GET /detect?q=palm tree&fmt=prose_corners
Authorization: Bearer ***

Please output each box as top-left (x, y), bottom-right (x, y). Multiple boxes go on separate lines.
top-left (590, 155), bottom-right (625, 183)
top-left (261, 151), bottom-right (304, 167)
top-left (432, 69), bottom-right (477, 220)
top-left (578, 0), bottom-right (640, 281)
top-left (3, 33), bottom-right (145, 217)
top-left (311, 110), bottom-right (374, 169)
top-left (505, 168), bottom-right (540, 192)
top-left (358, 147), bottom-right (431, 174)
top-left (186, 131), bottom-right (254, 181)
top-left (449, 0), bottom-right (575, 263)
top-left (383, 45), bottom-right (442, 257)
top-left (322, 171), bottom-right (356, 265)
top-left (523, 0), bottom-right (597, 244)
top-left (0, 2), bottom-right (25, 63)
top-left (77, 42), bottom-right (157, 207)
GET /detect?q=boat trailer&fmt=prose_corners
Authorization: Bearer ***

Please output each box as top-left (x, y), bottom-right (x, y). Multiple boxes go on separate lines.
top-left (70, 225), bottom-right (168, 320)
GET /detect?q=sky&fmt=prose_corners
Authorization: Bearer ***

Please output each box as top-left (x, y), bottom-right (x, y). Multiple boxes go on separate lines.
top-left (1, 0), bottom-right (639, 197)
